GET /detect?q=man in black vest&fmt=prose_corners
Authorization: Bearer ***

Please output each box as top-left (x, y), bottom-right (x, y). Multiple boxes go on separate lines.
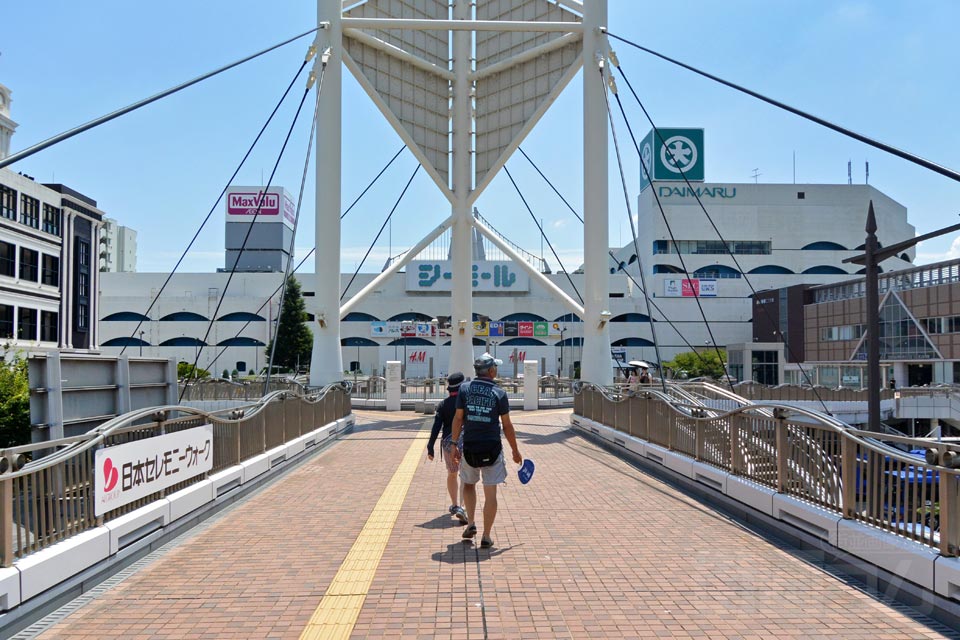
top-left (451, 353), bottom-right (522, 549)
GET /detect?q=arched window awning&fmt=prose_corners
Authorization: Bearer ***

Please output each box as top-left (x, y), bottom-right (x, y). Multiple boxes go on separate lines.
top-left (160, 312), bottom-right (208, 322)
top-left (102, 311), bottom-right (151, 322)
top-left (341, 337), bottom-right (379, 346)
top-left (343, 312), bottom-right (380, 322)
top-left (387, 337), bottom-right (433, 346)
top-left (653, 264), bottom-right (684, 274)
top-left (612, 337), bottom-right (655, 347)
top-left (693, 265), bottom-right (740, 278)
top-left (801, 241), bottom-right (847, 251)
top-left (102, 336), bottom-right (149, 347)
top-left (748, 265), bottom-right (795, 275)
top-left (388, 312), bottom-right (433, 322)
top-left (217, 312), bottom-right (265, 322)
top-left (216, 337), bottom-right (265, 347)
top-left (611, 313), bottom-right (651, 323)
top-left (556, 337), bottom-right (583, 347)
top-left (553, 313), bottom-right (582, 323)
top-left (802, 265), bottom-right (847, 275)
top-left (499, 313), bottom-right (547, 322)
top-left (500, 338), bottom-right (546, 346)
top-left (159, 337), bottom-right (207, 346)
top-left (443, 338), bottom-right (487, 346)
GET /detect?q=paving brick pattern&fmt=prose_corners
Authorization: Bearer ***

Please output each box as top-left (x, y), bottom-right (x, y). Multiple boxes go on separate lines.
top-left (37, 409), bottom-right (956, 639)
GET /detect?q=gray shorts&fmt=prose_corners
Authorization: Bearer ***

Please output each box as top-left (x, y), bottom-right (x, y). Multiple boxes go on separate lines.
top-left (459, 452), bottom-right (507, 486)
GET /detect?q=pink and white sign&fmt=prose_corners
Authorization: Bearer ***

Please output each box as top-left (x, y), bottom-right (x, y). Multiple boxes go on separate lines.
top-left (226, 187), bottom-right (295, 227)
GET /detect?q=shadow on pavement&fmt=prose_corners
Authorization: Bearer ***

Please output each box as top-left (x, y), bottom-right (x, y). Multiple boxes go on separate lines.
top-left (416, 514), bottom-right (466, 530)
top-left (431, 541), bottom-right (516, 564)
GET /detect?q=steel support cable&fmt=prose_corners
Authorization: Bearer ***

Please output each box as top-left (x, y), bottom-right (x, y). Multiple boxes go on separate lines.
top-left (517, 147), bottom-right (583, 224)
top-left (502, 166), bottom-right (583, 304)
top-left (340, 164), bottom-right (421, 302)
top-left (601, 29), bottom-right (960, 184)
top-left (604, 77), bottom-right (732, 392)
top-left (341, 146), bottom-right (406, 220)
top-left (120, 58), bottom-right (311, 355)
top-left (613, 62), bottom-right (829, 411)
top-left (515, 136), bottom-right (717, 373)
top-left (0, 27), bottom-right (323, 170)
top-left (180, 84), bottom-right (314, 401)
top-left (598, 67), bottom-right (671, 394)
top-left (265, 57), bottom-right (328, 394)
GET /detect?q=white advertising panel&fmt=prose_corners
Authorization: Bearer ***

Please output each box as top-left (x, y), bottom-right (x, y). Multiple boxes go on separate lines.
top-left (406, 261), bottom-right (529, 292)
top-left (95, 425), bottom-right (214, 516)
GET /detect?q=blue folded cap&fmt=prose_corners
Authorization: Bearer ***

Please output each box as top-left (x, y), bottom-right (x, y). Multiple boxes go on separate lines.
top-left (518, 458), bottom-right (535, 484)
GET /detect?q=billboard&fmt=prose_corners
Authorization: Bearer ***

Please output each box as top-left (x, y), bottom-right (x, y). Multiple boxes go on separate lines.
top-left (370, 320), bottom-right (563, 338)
top-left (638, 128), bottom-right (705, 192)
top-left (226, 186), bottom-right (296, 228)
top-left (407, 261), bottom-right (530, 292)
top-left (663, 278), bottom-right (717, 297)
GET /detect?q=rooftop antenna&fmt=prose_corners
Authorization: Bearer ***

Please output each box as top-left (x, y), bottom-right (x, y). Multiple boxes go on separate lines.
top-left (751, 168), bottom-right (761, 183)
top-left (847, 160), bottom-right (852, 185)
top-left (865, 161), bottom-right (870, 184)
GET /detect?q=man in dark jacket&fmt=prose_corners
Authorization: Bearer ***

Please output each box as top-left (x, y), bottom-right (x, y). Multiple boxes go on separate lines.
top-left (427, 372), bottom-right (468, 523)
top-left (451, 353), bottom-right (522, 549)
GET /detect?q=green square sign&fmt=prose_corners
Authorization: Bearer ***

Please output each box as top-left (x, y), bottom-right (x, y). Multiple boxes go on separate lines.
top-left (639, 128), bottom-right (704, 191)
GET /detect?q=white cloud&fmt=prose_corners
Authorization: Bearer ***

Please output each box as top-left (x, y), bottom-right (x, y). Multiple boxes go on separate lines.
top-left (916, 237), bottom-right (960, 265)
top-left (551, 219), bottom-right (568, 230)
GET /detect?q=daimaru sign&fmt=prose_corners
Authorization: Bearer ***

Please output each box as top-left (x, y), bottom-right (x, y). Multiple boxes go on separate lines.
top-left (638, 128), bottom-right (705, 192)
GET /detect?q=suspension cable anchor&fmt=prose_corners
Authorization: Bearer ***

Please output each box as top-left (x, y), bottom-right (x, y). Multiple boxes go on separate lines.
top-left (305, 44), bottom-right (317, 63)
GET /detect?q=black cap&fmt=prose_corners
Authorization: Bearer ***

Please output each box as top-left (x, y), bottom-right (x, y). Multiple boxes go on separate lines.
top-left (447, 372), bottom-right (465, 390)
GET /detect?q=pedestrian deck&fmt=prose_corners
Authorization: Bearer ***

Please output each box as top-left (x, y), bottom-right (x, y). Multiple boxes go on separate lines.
top-left (30, 410), bottom-right (958, 639)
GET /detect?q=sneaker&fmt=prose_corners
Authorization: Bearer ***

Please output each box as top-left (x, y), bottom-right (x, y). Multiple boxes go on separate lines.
top-left (480, 537), bottom-right (494, 549)
top-left (453, 506), bottom-right (468, 524)
top-left (462, 524), bottom-right (477, 540)
top-left (448, 505), bottom-right (458, 516)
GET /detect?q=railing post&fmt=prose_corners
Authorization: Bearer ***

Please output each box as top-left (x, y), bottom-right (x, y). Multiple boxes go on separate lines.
top-left (694, 411), bottom-right (705, 461)
top-left (730, 414), bottom-right (741, 475)
top-left (941, 471), bottom-right (959, 557)
top-left (0, 476), bottom-right (12, 567)
top-left (841, 433), bottom-right (857, 519)
top-left (774, 408), bottom-right (789, 493)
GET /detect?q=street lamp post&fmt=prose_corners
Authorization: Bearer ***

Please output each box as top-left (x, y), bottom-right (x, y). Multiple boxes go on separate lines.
top-left (844, 201), bottom-right (960, 431)
top-left (139, 330), bottom-right (144, 357)
top-left (559, 327), bottom-right (567, 378)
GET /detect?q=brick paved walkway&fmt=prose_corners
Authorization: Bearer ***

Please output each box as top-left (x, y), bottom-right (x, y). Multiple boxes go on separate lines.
top-left (35, 409), bottom-right (957, 639)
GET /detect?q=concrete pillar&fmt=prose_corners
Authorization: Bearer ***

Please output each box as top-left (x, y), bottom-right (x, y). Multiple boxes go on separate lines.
top-left (385, 360), bottom-right (401, 411)
top-left (523, 360), bottom-right (538, 411)
top-left (310, 0), bottom-right (345, 386)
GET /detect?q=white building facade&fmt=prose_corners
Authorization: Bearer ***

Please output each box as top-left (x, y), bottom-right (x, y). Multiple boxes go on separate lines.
top-left (99, 217), bottom-right (137, 273)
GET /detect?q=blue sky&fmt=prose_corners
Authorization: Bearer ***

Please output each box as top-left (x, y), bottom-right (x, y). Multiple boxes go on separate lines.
top-left (2, 1), bottom-right (958, 275)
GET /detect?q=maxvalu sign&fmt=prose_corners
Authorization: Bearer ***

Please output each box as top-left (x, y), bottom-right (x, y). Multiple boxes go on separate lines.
top-left (639, 128), bottom-right (705, 192)
top-left (407, 260), bottom-right (530, 292)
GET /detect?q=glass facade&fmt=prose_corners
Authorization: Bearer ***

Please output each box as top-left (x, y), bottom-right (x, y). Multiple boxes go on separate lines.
top-left (653, 239), bottom-right (771, 255)
top-left (853, 293), bottom-right (939, 361)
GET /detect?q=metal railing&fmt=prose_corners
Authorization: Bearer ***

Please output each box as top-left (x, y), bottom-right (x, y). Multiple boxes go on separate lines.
top-left (348, 375), bottom-right (576, 406)
top-left (0, 383), bottom-right (351, 566)
top-left (178, 379), bottom-right (308, 401)
top-left (575, 383), bottom-right (960, 556)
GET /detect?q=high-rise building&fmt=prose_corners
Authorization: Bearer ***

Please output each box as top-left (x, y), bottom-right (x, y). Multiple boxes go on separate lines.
top-left (99, 217), bottom-right (138, 272)
top-left (222, 186), bottom-right (294, 273)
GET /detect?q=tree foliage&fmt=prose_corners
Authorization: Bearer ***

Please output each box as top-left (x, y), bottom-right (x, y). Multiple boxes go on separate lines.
top-left (265, 276), bottom-right (313, 372)
top-left (177, 361), bottom-right (210, 380)
top-left (0, 350), bottom-right (31, 447)
top-left (664, 349), bottom-right (727, 380)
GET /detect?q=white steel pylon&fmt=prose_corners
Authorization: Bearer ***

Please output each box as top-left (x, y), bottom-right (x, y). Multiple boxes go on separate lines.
top-left (311, 0), bottom-right (612, 386)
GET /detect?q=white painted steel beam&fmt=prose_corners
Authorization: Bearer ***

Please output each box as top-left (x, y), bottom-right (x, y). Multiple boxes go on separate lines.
top-left (471, 32), bottom-right (581, 81)
top-left (472, 217), bottom-right (584, 318)
top-left (555, 0), bottom-right (584, 13)
top-left (449, 0), bottom-right (475, 376)
top-left (311, 0), bottom-right (344, 386)
top-left (339, 216), bottom-right (454, 317)
top-left (581, 0), bottom-right (612, 386)
top-left (341, 18), bottom-right (584, 32)
top-left (344, 28), bottom-right (455, 81)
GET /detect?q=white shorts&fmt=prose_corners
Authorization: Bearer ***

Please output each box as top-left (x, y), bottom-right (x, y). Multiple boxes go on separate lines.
top-left (459, 452), bottom-right (507, 486)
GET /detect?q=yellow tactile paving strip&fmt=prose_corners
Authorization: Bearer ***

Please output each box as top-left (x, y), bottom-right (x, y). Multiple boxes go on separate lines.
top-left (299, 422), bottom-right (428, 640)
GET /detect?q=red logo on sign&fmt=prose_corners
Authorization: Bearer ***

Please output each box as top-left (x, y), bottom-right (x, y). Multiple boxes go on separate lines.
top-left (509, 351), bottom-right (527, 363)
top-left (408, 351), bottom-right (427, 363)
top-left (103, 458), bottom-right (119, 492)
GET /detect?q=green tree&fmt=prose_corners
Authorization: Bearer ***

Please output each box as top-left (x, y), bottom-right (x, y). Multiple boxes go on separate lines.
top-left (0, 349), bottom-right (31, 447)
top-left (265, 275), bottom-right (313, 372)
top-left (177, 361), bottom-right (210, 380)
top-left (664, 349), bottom-right (727, 380)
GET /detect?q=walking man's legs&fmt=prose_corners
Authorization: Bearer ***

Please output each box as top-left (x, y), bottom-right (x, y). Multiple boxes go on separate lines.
top-left (482, 485), bottom-right (498, 540)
